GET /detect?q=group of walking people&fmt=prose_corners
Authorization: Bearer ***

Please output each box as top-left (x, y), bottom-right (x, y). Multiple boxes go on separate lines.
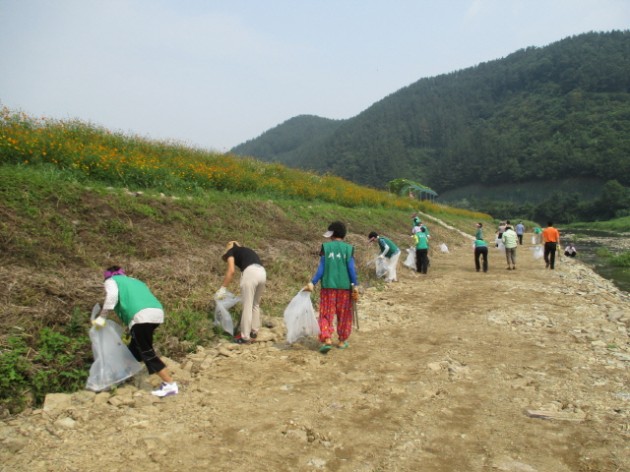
top-left (473, 220), bottom-right (566, 273)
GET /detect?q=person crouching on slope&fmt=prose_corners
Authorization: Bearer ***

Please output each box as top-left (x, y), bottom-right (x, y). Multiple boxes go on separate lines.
top-left (92, 266), bottom-right (178, 397)
top-left (368, 231), bottom-right (401, 282)
top-left (304, 221), bottom-right (359, 353)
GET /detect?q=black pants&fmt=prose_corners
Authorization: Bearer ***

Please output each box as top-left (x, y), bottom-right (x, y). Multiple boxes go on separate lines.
top-left (416, 249), bottom-right (429, 274)
top-left (129, 323), bottom-right (166, 374)
top-left (474, 246), bottom-right (488, 272)
top-left (544, 242), bottom-right (557, 269)
top-left (517, 234), bottom-right (523, 245)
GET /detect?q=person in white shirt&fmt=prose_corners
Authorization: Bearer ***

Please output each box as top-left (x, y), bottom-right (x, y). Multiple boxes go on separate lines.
top-left (93, 266), bottom-right (178, 397)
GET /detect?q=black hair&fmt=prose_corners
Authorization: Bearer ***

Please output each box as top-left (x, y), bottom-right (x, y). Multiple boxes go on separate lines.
top-left (368, 231), bottom-right (378, 240)
top-left (328, 221), bottom-right (347, 239)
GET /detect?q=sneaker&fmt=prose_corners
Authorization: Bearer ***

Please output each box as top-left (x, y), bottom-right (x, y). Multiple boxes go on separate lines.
top-left (234, 337), bottom-right (252, 344)
top-left (151, 382), bottom-right (178, 397)
top-left (250, 331), bottom-right (258, 339)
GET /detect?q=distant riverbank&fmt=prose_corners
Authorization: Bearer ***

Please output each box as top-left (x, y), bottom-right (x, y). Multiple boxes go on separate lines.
top-left (561, 228), bottom-right (630, 293)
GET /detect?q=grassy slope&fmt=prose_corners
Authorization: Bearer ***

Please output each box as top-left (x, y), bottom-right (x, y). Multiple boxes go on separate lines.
top-left (0, 106), bottom-right (491, 412)
top-left (0, 164), bottom-right (486, 412)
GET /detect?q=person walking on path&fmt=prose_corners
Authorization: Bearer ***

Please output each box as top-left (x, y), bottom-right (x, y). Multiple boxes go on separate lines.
top-left (502, 225), bottom-right (518, 270)
top-left (216, 241), bottom-right (267, 344)
top-left (368, 231), bottom-right (401, 282)
top-left (474, 236), bottom-right (489, 273)
top-left (92, 266), bottom-right (178, 397)
top-left (413, 226), bottom-right (430, 274)
top-left (533, 226), bottom-right (543, 245)
top-left (515, 222), bottom-right (525, 245)
top-left (495, 221), bottom-right (506, 247)
top-left (304, 221), bottom-right (359, 353)
top-left (542, 222), bottom-right (561, 269)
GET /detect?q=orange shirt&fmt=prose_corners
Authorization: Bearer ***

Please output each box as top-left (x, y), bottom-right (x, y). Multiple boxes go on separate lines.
top-left (542, 226), bottom-right (560, 243)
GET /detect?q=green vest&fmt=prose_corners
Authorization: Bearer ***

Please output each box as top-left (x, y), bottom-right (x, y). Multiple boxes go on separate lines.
top-left (474, 239), bottom-right (488, 248)
top-left (414, 232), bottom-right (429, 250)
top-left (378, 237), bottom-right (399, 258)
top-left (322, 241), bottom-right (354, 290)
top-left (112, 275), bottom-right (163, 326)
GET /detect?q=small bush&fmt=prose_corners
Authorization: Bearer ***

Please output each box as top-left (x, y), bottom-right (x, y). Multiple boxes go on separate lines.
top-left (0, 335), bottom-right (31, 413)
top-left (0, 326), bottom-right (90, 415)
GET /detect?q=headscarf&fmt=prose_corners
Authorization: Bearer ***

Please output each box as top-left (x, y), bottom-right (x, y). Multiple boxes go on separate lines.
top-left (103, 267), bottom-right (125, 280)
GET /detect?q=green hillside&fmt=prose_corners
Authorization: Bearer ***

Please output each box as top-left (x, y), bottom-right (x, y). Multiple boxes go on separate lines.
top-left (232, 114), bottom-right (344, 161)
top-left (230, 31), bottom-right (630, 204)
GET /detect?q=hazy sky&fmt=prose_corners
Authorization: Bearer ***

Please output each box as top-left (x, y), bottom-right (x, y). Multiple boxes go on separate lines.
top-left (1, 1), bottom-right (629, 152)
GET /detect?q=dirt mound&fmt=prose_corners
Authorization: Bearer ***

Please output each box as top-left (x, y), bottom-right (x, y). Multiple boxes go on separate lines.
top-left (1, 235), bottom-right (628, 471)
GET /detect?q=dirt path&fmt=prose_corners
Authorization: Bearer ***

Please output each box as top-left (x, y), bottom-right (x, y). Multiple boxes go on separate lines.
top-left (2, 236), bottom-right (629, 472)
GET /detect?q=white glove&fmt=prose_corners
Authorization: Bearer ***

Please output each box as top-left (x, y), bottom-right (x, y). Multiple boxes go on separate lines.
top-left (215, 286), bottom-right (227, 300)
top-left (92, 316), bottom-right (107, 329)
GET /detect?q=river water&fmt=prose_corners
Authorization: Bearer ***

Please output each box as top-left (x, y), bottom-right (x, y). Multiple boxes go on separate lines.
top-left (560, 229), bottom-right (630, 293)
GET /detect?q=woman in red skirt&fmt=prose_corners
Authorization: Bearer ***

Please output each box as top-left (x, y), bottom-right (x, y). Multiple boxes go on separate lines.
top-left (304, 221), bottom-right (359, 353)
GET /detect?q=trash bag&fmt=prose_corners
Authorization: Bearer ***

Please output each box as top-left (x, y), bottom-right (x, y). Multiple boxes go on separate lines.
top-left (440, 243), bottom-right (449, 253)
top-left (375, 257), bottom-right (388, 278)
top-left (403, 247), bottom-right (416, 269)
top-left (284, 290), bottom-right (319, 344)
top-left (214, 291), bottom-right (240, 335)
top-left (532, 246), bottom-right (544, 259)
top-left (86, 303), bottom-right (144, 392)
top-left (531, 235), bottom-right (537, 245)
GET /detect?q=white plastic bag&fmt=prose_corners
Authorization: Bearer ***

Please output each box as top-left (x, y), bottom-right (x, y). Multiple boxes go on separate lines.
top-left (440, 243), bottom-right (449, 253)
top-left (403, 247), bottom-right (416, 269)
top-left (374, 257), bottom-right (388, 278)
top-left (532, 246), bottom-right (544, 259)
top-left (283, 290), bottom-right (320, 344)
top-left (531, 235), bottom-right (536, 245)
top-left (86, 304), bottom-right (143, 392)
top-left (214, 291), bottom-right (240, 335)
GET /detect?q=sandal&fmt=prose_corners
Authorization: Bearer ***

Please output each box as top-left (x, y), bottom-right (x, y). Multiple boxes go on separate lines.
top-left (337, 341), bottom-right (349, 350)
top-left (319, 344), bottom-right (333, 354)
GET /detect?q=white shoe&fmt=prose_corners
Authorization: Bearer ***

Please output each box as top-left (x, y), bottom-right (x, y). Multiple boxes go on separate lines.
top-left (151, 382), bottom-right (178, 397)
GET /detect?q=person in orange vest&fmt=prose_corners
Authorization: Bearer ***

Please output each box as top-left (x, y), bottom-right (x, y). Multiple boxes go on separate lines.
top-left (542, 221), bottom-right (561, 269)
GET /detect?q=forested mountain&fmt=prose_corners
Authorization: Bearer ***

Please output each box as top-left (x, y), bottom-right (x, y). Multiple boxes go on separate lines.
top-left (232, 115), bottom-right (344, 161)
top-left (231, 31), bottom-right (630, 202)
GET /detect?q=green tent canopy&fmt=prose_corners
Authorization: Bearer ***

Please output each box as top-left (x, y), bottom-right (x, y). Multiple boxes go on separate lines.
top-left (388, 178), bottom-right (438, 201)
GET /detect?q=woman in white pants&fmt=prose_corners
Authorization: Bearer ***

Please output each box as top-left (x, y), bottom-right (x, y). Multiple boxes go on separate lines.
top-left (215, 241), bottom-right (266, 344)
